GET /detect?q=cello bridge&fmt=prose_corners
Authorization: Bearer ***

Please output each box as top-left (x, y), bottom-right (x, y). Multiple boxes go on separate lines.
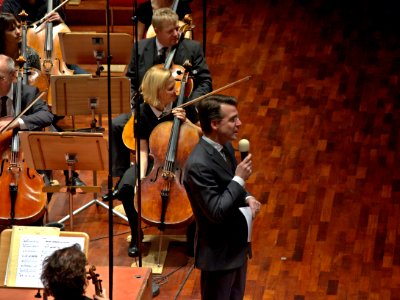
top-left (162, 170), bottom-right (175, 181)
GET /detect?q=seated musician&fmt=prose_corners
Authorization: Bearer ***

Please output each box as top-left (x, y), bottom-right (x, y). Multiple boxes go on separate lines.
top-left (2, 0), bottom-right (88, 76)
top-left (0, 54), bottom-right (52, 132)
top-left (136, 0), bottom-right (193, 40)
top-left (41, 244), bottom-right (109, 300)
top-left (0, 12), bottom-right (41, 71)
top-left (113, 65), bottom-right (200, 257)
top-left (108, 7), bottom-right (211, 193)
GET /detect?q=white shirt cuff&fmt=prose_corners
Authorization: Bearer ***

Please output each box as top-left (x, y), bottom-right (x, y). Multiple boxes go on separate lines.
top-left (18, 118), bottom-right (27, 130)
top-left (232, 175), bottom-right (245, 187)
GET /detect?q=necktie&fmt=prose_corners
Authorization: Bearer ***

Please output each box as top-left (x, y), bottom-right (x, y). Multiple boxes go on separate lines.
top-left (1, 96), bottom-right (8, 117)
top-left (158, 47), bottom-right (168, 64)
top-left (221, 146), bottom-right (234, 172)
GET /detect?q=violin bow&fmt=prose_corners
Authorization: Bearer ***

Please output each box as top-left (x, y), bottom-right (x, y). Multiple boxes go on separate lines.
top-left (31, 0), bottom-right (71, 29)
top-left (0, 91), bottom-right (46, 134)
top-left (159, 75), bottom-right (251, 118)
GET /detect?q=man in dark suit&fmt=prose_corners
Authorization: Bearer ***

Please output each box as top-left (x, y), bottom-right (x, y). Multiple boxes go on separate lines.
top-left (0, 54), bottom-right (53, 132)
top-left (105, 7), bottom-right (211, 257)
top-left (183, 94), bottom-right (261, 300)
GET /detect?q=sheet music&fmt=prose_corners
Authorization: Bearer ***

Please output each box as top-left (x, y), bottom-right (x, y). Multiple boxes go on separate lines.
top-left (14, 235), bottom-right (85, 288)
top-left (239, 207), bottom-right (253, 242)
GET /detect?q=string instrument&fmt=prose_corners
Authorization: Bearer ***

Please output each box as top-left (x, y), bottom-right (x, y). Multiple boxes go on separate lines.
top-left (87, 265), bottom-right (103, 298)
top-left (121, 19), bottom-right (195, 151)
top-left (135, 62), bottom-right (199, 229)
top-left (0, 57), bottom-right (47, 225)
top-left (18, 10), bottom-right (48, 94)
top-left (27, 0), bottom-right (74, 105)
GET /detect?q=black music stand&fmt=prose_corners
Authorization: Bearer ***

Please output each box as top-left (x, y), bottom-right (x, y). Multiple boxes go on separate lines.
top-left (19, 131), bottom-right (128, 230)
top-left (58, 32), bottom-right (132, 76)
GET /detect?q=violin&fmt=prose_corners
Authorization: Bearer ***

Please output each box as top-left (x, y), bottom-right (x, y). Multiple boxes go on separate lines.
top-left (87, 265), bottom-right (103, 298)
top-left (0, 57), bottom-right (47, 225)
top-left (135, 62), bottom-right (199, 229)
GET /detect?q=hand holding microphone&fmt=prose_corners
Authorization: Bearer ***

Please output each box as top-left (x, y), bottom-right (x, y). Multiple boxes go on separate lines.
top-left (238, 139), bottom-right (250, 161)
top-left (235, 139), bottom-right (252, 181)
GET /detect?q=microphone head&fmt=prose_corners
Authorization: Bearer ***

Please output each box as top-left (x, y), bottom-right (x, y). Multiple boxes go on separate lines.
top-left (238, 139), bottom-right (250, 153)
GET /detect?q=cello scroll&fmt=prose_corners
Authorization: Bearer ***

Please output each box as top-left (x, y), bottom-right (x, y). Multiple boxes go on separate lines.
top-left (87, 265), bottom-right (103, 298)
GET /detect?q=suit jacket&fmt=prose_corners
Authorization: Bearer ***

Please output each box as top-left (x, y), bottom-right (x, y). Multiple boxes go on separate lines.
top-left (183, 138), bottom-right (250, 271)
top-left (126, 37), bottom-right (212, 102)
top-left (13, 83), bottom-right (54, 131)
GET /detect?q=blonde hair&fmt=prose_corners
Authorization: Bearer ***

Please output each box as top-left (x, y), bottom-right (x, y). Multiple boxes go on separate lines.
top-left (141, 66), bottom-right (172, 107)
top-left (152, 8), bottom-right (178, 31)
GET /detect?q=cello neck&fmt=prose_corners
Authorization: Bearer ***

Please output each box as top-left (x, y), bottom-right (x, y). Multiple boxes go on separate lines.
top-left (171, 0), bottom-right (179, 12)
top-left (164, 62), bottom-right (190, 164)
top-left (18, 10), bottom-right (29, 85)
top-left (43, 0), bottom-right (54, 72)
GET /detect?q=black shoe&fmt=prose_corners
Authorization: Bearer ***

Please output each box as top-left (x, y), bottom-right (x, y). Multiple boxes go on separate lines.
top-left (128, 240), bottom-right (139, 257)
top-left (152, 282), bottom-right (160, 298)
top-left (66, 176), bottom-right (86, 187)
top-left (102, 189), bottom-right (120, 202)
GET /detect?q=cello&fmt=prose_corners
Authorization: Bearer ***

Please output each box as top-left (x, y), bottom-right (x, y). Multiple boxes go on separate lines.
top-left (0, 56), bottom-right (47, 225)
top-left (121, 19), bottom-right (194, 151)
top-left (18, 10), bottom-right (48, 93)
top-left (136, 62), bottom-right (199, 229)
top-left (27, 0), bottom-right (74, 105)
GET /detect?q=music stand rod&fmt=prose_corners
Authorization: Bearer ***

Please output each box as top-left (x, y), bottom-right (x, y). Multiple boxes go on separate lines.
top-left (105, 0), bottom-right (114, 298)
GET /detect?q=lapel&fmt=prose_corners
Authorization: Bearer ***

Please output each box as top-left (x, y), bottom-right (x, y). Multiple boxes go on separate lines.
top-left (172, 41), bottom-right (188, 65)
top-left (143, 38), bottom-right (158, 70)
top-left (200, 139), bottom-right (234, 176)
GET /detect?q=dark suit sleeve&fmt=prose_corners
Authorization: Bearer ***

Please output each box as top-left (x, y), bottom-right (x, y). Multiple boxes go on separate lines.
top-left (126, 40), bottom-right (150, 98)
top-left (20, 86), bottom-right (54, 131)
top-left (126, 41), bottom-right (140, 95)
top-left (187, 41), bottom-right (212, 101)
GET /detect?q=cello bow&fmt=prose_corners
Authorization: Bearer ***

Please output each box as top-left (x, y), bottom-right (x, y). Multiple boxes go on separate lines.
top-left (158, 75), bottom-right (252, 119)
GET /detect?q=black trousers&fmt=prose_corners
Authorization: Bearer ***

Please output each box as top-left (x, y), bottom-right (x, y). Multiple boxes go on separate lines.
top-left (117, 165), bottom-right (138, 241)
top-left (200, 260), bottom-right (247, 300)
top-left (110, 113), bottom-right (131, 177)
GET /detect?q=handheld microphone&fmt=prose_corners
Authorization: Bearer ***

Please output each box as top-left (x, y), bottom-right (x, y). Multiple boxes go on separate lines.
top-left (238, 139), bottom-right (250, 161)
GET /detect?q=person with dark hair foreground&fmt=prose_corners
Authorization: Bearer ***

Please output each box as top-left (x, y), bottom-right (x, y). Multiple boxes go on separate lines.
top-left (183, 94), bottom-right (261, 299)
top-left (41, 244), bottom-right (108, 300)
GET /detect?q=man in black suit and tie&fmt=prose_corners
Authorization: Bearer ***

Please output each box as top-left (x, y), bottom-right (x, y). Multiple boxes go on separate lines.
top-left (183, 94), bottom-right (261, 300)
top-left (105, 7), bottom-right (212, 257)
top-left (0, 54), bottom-right (53, 132)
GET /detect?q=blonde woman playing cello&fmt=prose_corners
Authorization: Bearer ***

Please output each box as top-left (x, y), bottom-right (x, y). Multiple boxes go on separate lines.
top-left (109, 66), bottom-right (200, 257)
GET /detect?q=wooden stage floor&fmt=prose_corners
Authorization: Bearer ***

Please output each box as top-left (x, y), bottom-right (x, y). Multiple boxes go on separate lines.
top-left (3, 0), bottom-right (400, 299)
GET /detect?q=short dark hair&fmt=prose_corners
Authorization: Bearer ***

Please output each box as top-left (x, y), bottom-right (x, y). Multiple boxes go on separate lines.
top-left (41, 244), bottom-right (87, 300)
top-left (196, 94), bottom-right (237, 134)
